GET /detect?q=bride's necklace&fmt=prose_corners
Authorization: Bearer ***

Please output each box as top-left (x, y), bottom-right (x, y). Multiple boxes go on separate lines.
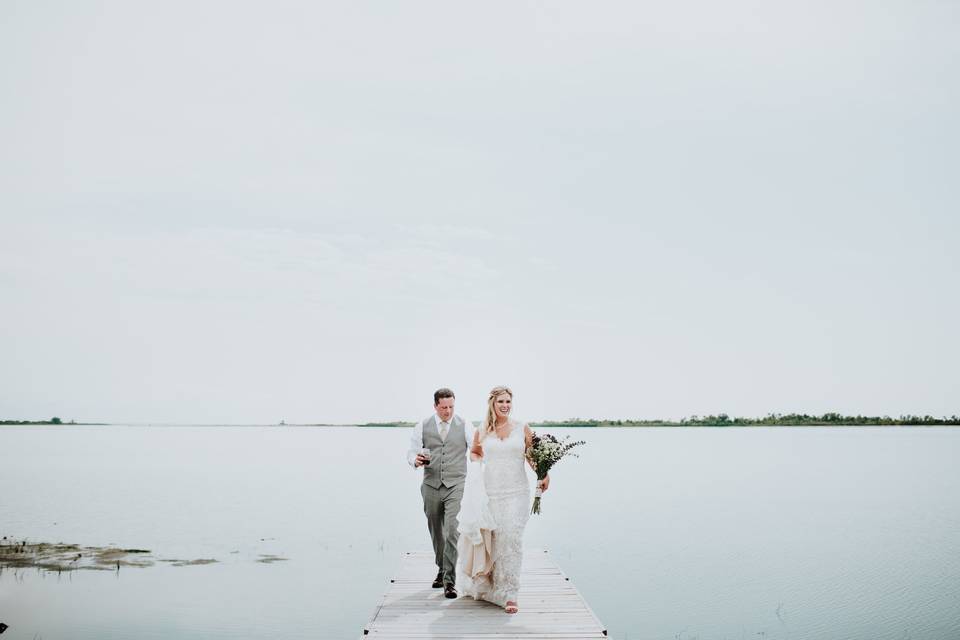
top-left (495, 419), bottom-right (511, 437)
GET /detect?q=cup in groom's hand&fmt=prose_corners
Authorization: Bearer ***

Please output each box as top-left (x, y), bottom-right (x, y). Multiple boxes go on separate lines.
top-left (417, 448), bottom-right (432, 467)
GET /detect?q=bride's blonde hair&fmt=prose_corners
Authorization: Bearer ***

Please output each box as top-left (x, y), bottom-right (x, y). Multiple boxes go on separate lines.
top-left (481, 386), bottom-right (513, 441)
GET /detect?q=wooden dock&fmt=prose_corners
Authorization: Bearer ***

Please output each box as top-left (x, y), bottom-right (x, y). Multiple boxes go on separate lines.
top-left (361, 550), bottom-right (608, 639)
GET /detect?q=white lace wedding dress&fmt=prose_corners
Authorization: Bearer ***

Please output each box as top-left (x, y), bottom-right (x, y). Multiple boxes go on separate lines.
top-left (458, 420), bottom-right (531, 608)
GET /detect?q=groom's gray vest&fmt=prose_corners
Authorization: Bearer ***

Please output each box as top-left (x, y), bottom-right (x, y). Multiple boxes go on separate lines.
top-left (421, 415), bottom-right (467, 490)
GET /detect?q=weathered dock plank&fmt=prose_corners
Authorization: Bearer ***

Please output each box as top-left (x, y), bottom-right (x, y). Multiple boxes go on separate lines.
top-left (361, 550), bottom-right (607, 640)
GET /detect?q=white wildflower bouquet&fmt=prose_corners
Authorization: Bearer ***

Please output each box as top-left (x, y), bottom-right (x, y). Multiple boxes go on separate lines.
top-left (526, 432), bottom-right (585, 515)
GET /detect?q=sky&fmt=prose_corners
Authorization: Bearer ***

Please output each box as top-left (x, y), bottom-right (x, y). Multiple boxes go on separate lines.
top-left (1, 1), bottom-right (958, 424)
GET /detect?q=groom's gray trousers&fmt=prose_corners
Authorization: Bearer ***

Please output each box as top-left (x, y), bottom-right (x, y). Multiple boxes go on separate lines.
top-left (421, 482), bottom-right (464, 586)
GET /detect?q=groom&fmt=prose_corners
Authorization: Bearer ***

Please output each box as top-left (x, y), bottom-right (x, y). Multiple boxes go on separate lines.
top-left (407, 387), bottom-right (471, 599)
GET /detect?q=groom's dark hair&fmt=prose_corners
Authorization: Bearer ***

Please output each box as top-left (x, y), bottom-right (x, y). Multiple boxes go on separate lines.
top-left (434, 388), bottom-right (455, 405)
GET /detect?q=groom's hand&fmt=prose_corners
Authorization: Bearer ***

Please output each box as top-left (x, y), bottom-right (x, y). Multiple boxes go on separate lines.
top-left (414, 454), bottom-right (427, 467)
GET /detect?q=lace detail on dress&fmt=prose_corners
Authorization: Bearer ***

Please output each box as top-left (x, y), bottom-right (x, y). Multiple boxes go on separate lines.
top-left (458, 421), bottom-right (530, 608)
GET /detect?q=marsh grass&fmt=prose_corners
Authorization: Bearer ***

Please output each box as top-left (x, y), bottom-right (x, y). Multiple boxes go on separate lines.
top-left (0, 538), bottom-right (154, 572)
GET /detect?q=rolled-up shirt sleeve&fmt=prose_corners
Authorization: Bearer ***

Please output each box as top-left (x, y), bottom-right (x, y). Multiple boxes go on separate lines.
top-left (407, 419), bottom-right (425, 467)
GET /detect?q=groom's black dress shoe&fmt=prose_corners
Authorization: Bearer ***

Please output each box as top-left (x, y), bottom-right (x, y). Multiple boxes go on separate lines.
top-left (432, 572), bottom-right (443, 589)
top-left (444, 585), bottom-right (457, 599)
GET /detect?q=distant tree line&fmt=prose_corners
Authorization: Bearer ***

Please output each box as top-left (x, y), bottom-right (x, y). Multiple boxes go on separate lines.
top-left (357, 421), bottom-right (416, 428)
top-left (6, 415), bottom-right (958, 428)
top-left (532, 413), bottom-right (960, 427)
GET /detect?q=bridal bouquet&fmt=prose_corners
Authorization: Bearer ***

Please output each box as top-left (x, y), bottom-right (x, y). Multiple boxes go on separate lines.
top-left (527, 432), bottom-right (585, 515)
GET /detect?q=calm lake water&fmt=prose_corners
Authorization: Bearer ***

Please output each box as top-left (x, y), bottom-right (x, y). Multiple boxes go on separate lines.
top-left (1, 425), bottom-right (958, 639)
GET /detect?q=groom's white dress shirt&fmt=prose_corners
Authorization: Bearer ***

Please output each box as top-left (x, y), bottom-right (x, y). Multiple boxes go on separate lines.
top-left (406, 415), bottom-right (474, 467)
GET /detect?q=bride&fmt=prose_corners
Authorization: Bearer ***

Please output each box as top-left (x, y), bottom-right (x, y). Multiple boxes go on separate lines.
top-left (457, 386), bottom-right (550, 614)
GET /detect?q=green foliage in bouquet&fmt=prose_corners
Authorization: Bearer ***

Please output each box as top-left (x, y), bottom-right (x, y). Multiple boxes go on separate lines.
top-left (527, 433), bottom-right (585, 514)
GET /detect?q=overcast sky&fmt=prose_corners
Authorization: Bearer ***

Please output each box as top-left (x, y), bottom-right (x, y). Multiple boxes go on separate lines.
top-left (1, 1), bottom-right (957, 424)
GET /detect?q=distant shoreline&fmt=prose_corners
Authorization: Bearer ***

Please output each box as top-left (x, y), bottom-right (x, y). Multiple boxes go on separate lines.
top-left (4, 414), bottom-right (959, 428)
top-left (351, 420), bottom-right (960, 428)
top-left (1, 420), bottom-right (106, 426)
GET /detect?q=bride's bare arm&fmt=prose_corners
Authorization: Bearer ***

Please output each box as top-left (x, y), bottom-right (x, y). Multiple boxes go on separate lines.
top-left (470, 429), bottom-right (483, 461)
top-left (524, 425), bottom-right (537, 471)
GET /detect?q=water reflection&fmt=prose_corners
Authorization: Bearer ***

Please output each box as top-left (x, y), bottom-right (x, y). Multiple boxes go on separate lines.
top-left (1, 425), bottom-right (958, 639)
